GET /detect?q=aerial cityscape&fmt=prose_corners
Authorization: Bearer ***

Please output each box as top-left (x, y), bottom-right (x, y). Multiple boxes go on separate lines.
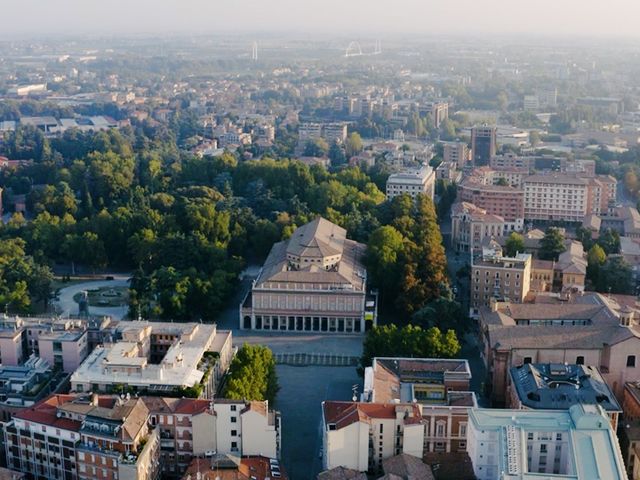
top-left (1, 1), bottom-right (640, 479)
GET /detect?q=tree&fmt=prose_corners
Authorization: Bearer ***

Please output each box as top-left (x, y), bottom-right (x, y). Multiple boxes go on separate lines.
top-left (597, 229), bottom-right (620, 255)
top-left (594, 257), bottom-right (633, 294)
top-left (328, 141), bottom-right (346, 165)
top-left (345, 132), bottom-right (363, 158)
top-left (365, 226), bottom-right (406, 301)
top-left (495, 177), bottom-right (509, 186)
top-left (586, 244), bottom-right (606, 286)
top-left (411, 298), bottom-right (470, 335)
top-left (539, 227), bottom-right (566, 261)
top-left (223, 344), bottom-right (279, 403)
top-left (360, 324), bottom-right (461, 371)
top-left (504, 232), bottom-right (525, 257)
top-left (303, 138), bottom-right (329, 157)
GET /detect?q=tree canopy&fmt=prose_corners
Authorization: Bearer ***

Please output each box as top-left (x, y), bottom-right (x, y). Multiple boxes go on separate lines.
top-left (223, 344), bottom-right (279, 404)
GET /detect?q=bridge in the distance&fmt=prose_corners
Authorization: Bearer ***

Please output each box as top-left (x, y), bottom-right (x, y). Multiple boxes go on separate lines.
top-left (345, 40), bottom-right (382, 58)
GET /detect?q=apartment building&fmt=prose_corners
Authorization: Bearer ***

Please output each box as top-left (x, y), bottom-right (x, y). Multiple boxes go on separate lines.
top-left (298, 122), bottom-right (348, 145)
top-left (470, 241), bottom-right (532, 317)
top-left (70, 322), bottom-right (233, 398)
top-left (620, 382), bottom-right (640, 478)
top-left (443, 141), bottom-right (470, 169)
top-left (467, 405), bottom-right (627, 480)
top-left (458, 177), bottom-right (524, 230)
top-left (363, 358), bottom-right (476, 454)
top-left (0, 356), bottom-right (68, 422)
top-left (470, 125), bottom-right (496, 166)
top-left (4, 394), bottom-right (161, 480)
top-left (240, 218), bottom-right (376, 334)
top-left (2, 393), bottom-right (281, 480)
top-left (323, 358), bottom-right (477, 474)
top-left (142, 397), bottom-right (281, 478)
top-left (385, 166), bottom-right (436, 200)
top-left (450, 202), bottom-right (507, 253)
top-left (523, 173), bottom-right (616, 222)
top-left (0, 317), bottom-right (90, 373)
top-left (471, 165), bottom-right (529, 187)
top-left (507, 363), bottom-right (621, 429)
top-left (479, 291), bottom-right (640, 404)
top-left (322, 401), bottom-right (424, 473)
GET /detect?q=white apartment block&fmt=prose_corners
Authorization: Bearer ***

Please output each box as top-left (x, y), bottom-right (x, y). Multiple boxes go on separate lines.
top-left (524, 175), bottom-right (589, 222)
top-left (385, 166), bottom-right (435, 201)
top-left (523, 174), bottom-right (617, 222)
top-left (467, 405), bottom-right (627, 480)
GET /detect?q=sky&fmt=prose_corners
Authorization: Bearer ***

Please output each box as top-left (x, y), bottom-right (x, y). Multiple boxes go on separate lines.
top-left (4, 0), bottom-right (640, 38)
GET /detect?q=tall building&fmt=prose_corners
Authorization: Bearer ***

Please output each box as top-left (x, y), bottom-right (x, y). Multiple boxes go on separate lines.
top-left (240, 218), bottom-right (376, 333)
top-left (385, 166), bottom-right (436, 201)
top-left (443, 141), bottom-right (470, 169)
top-left (470, 125), bottom-right (497, 166)
top-left (467, 405), bottom-right (627, 480)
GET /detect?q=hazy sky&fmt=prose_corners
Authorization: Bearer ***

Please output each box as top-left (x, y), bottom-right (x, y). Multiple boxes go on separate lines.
top-left (4, 0), bottom-right (640, 38)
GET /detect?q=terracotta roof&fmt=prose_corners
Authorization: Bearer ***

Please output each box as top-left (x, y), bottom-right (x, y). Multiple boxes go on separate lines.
top-left (318, 467), bottom-right (367, 480)
top-left (382, 453), bottom-right (435, 480)
top-left (15, 394), bottom-right (82, 432)
top-left (241, 401), bottom-right (268, 417)
top-left (323, 402), bottom-right (420, 430)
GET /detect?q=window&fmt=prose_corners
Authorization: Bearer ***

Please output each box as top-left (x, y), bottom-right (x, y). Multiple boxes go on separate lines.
top-left (628, 355), bottom-right (637, 368)
top-left (231, 442), bottom-right (238, 450)
top-left (231, 417), bottom-right (237, 423)
top-left (576, 356), bottom-right (584, 365)
top-left (523, 357), bottom-right (532, 364)
top-left (379, 424), bottom-right (383, 434)
top-left (231, 430), bottom-right (237, 436)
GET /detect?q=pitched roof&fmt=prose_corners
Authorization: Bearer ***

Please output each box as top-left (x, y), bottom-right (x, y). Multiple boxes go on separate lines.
top-left (382, 454), bottom-right (435, 480)
top-left (323, 402), bottom-right (421, 430)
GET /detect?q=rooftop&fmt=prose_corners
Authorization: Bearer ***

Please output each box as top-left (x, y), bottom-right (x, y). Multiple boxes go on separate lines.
top-left (509, 363), bottom-right (621, 413)
top-left (468, 405), bottom-right (627, 480)
top-left (70, 322), bottom-right (224, 391)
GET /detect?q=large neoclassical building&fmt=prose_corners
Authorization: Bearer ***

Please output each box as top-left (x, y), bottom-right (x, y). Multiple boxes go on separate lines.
top-left (240, 217), bottom-right (376, 333)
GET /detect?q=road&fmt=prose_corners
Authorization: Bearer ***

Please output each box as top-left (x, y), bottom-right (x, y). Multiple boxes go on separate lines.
top-left (54, 275), bottom-right (130, 320)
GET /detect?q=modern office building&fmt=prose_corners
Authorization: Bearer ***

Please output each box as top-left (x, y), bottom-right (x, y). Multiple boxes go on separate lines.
top-left (240, 218), bottom-right (375, 333)
top-left (70, 322), bottom-right (233, 398)
top-left (467, 405), bottom-right (627, 480)
top-left (470, 125), bottom-right (497, 166)
top-left (385, 166), bottom-right (436, 200)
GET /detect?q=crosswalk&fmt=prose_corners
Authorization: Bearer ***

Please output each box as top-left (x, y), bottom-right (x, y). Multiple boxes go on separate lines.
top-left (274, 353), bottom-right (359, 367)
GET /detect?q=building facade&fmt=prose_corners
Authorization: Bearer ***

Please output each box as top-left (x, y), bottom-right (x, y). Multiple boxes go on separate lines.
top-left (240, 218), bottom-right (376, 334)
top-left (470, 125), bottom-right (497, 166)
top-left (385, 166), bottom-right (436, 200)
